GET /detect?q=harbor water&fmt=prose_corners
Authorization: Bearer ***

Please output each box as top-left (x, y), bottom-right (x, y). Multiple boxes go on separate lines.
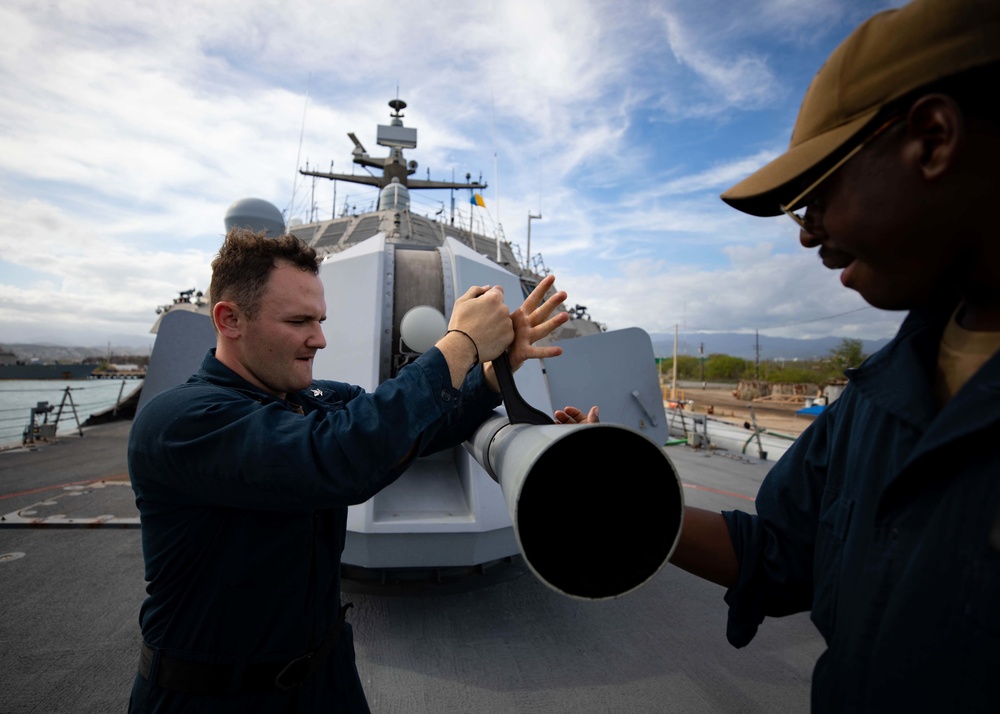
top-left (0, 378), bottom-right (142, 449)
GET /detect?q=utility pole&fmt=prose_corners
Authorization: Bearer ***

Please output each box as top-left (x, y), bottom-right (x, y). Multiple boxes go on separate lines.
top-left (699, 342), bottom-right (705, 388)
top-left (755, 329), bottom-right (760, 381)
top-left (672, 324), bottom-right (679, 401)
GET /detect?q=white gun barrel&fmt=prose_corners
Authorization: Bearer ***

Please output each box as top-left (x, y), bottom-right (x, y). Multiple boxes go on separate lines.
top-left (465, 414), bottom-right (684, 600)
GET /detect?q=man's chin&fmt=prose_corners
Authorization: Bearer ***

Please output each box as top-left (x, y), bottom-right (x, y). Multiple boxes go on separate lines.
top-left (851, 285), bottom-right (926, 313)
top-left (293, 360), bottom-right (314, 383)
top-left (291, 378), bottom-right (313, 393)
top-left (292, 373), bottom-right (315, 392)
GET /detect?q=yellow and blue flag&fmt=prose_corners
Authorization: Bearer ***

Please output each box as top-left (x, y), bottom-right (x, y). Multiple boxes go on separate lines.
top-left (470, 194), bottom-right (486, 208)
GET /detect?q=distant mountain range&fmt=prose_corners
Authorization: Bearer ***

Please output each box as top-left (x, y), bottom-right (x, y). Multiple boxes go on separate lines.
top-left (649, 332), bottom-right (892, 361)
top-left (0, 342), bottom-right (151, 362)
top-left (4, 332), bottom-right (891, 365)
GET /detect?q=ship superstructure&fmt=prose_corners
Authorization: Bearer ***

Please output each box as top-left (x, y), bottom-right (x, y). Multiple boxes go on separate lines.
top-left (139, 99), bottom-right (672, 590)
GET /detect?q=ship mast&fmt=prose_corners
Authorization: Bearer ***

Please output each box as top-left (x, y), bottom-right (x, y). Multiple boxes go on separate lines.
top-left (299, 99), bottom-right (488, 193)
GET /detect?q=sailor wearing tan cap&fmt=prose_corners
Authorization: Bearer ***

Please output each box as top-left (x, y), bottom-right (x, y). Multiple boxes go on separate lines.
top-left (668, 0), bottom-right (1000, 711)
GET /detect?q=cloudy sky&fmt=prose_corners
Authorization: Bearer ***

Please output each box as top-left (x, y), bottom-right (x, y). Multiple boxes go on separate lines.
top-left (0, 0), bottom-right (909, 350)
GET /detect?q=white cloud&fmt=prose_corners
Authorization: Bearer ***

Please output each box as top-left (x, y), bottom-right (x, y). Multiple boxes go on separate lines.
top-left (655, 150), bottom-right (782, 196)
top-left (555, 243), bottom-right (904, 340)
top-left (0, 197), bottom-right (212, 344)
top-left (0, 0), bottom-right (908, 348)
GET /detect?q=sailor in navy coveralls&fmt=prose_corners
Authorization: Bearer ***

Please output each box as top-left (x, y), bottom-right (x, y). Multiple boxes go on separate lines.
top-left (128, 228), bottom-right (578, 712)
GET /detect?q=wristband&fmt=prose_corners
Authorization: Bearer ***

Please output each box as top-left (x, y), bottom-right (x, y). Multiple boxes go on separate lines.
top-left (446, 329), bottom-right (480, 367)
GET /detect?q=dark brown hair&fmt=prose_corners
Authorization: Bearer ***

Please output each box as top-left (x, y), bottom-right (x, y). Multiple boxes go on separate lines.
top-left (209, 228), bottom-right (319, 320)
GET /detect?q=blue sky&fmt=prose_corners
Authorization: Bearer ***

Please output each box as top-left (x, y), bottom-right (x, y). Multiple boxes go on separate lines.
top-left (0, 0), bottom-right (909, 349)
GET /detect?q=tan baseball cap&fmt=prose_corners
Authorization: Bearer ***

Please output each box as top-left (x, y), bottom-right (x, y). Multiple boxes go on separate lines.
top-left (721, 0), bottom-right (1000, 217)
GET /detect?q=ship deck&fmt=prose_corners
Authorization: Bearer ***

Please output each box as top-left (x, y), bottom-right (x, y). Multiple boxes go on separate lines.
top-left (0, 419), bottom-right (823, 713)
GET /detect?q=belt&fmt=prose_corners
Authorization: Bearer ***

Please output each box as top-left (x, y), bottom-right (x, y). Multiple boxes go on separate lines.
top-left (139, 603), bottom-right (352, 695)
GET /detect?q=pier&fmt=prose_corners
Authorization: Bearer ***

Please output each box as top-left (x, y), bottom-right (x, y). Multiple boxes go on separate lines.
top-left (89, 369), bottom-right (146, 380)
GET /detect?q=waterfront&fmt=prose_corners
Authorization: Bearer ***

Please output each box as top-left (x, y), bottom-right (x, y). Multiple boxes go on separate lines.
top-left (0, 379), bottom-right (142, 449)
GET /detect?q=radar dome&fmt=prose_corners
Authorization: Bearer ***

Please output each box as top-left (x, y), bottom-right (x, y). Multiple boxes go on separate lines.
top-left (378, 178), bottom-right (410, 211)
top-left (224, 198), bottom-right (286, 236)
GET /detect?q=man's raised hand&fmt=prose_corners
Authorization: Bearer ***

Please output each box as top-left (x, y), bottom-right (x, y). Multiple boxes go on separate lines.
top-left (505, 274), bottom-right (570, 372)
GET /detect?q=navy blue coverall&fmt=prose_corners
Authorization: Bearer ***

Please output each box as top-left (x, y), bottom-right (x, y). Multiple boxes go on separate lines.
top-left (128, 348), bottom-right (500, 712)
top-left (723, 306), bottom-right (1000, 712)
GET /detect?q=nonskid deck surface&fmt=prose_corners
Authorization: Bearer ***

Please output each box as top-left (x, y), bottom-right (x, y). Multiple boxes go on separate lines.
top-left (0, 480), bottom-right (138, 527)
top-left (0, 420), bottom-right (138, 527)
top-left (0, 420), bottom-right (766, 529)
top-left (0, 420), bottom-right (822, 713)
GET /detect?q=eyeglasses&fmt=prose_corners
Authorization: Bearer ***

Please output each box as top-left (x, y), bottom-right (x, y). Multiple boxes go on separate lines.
top-left (781, 114), bottom-right (904, 230)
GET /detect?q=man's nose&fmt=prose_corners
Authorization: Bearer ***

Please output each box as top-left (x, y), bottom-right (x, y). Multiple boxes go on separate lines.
top-left (799, 227), bottom-right (822, 249)
top-left (799, 207), bottom-right (824, 248)
top-left (308, 324), bottom-right (327, 350)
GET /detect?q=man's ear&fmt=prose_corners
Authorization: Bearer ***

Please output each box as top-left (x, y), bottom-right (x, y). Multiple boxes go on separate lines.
top-left (904, 94), bottom-right (964, 182)
top-left (213, 301), bottom-right (242, 338)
